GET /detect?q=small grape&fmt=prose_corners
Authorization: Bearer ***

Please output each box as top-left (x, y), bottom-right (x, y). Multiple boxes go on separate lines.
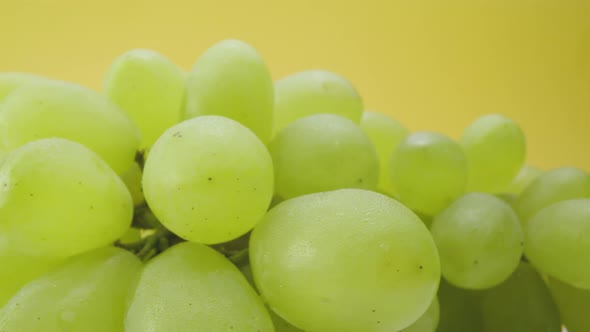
top-left (269, 114), bottom-right (379, 199)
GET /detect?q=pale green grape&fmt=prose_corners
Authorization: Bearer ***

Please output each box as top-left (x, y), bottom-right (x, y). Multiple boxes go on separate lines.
top-left (390, 132), bottom-right (467, 216)
top-left (185, 39), bottom-right (273, 143)
top-left (436, 279), bottom-right (483, 332)
top-left (360, 111), bottom-right (409, 195)
top-left (504, 165), bottom-right (543, 195)
top-left (0, 247), bottom-right (141, 332)
top-left (525, 198), bottom-right (590, 289)
top-left (269, 114), bottom-right (378, 199)
top-left (548, 277), bottom-right (590, 332)
top-left (250, 189), bottom-right (440, 332)
top-left (515, 167), bottom-right (590, 224)
top-left (142, 116), bottom-right (273, 244)
top-left (0, 72), bottom-right (45, 101)
top-left (431, 193), bottom-right (523, 289)
top-left (461, 114), bottom-right (526, 193)
top-left (400, 297), bottom-right (439, 332)
top-left (125, 242), bottom-right (274, 332)
top-left (104, 49), bottom-right (186, 148)
top-left (480, 262), bottom-right (561, 332)
top-left (120, 161), bottom-right (144, 206)
top-left (0, 80), bottom-right (140, 174)
top-left (0, 249), bottom-right (61, 307)
top-left (0, 138), bottom-right (133, 257)
top-left (273, 70), bottom-right (363, 135)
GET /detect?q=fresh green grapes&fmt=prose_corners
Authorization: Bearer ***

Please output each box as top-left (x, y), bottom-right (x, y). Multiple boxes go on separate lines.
top-left (548, 277), bottom-right (590, 332)
top-left (104, 49), bottom-right (186, 148)
top-left (525, 198), bottom-right (590, 289)
top-left (142, 116), bottom-right (274, 244)
top-left (0, 138), bottom-right (133, 258)
top-left (0, 247), bottom-right (142, 332)
top-left (480, 262), bottom-right (561, 332)
top-left (515, 167), bottom-right (590, 224)
top-left (185, 39), bottom-right (274, 143)
top-left (461, 114), bottom-right (526, 193)
top-left (360, 111), bottom-right (409, 195)
top-left (431, 193), bottom-right (523, 289)
top-left (125, 242), bottom-right (274, 332)
top-left (390, 132), bottom-right (467, 216)
top-left (504, 165), bottom-right (543, 195)
top-left (273, 70), bottom-right (363, 136)
top-left (0, 72), bottom-right (45, 101)
top-left (0, 80), bottom-right (140, 174)
top-left (269, 114), bottom-right (378, 199)
top-left (0, 250), bottom-right (61, 307)
top-left (250, 189), bottom-right (440, 332)
top-left (400, 297), bottom-right (439, 332)
top-left (436, 279), bottom-right (483, 332)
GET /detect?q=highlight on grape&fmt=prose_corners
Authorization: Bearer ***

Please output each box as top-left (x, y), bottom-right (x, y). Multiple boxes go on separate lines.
top-left (0, 39), bottom-right (586, 332)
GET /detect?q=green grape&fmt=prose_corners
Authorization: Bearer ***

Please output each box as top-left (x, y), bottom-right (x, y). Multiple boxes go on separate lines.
top-left (515, 167), bottom-right (590, 224)
top-left (125, 242), bottom-right (274, 332)
top-left (0, 72), bottom-right (45, 101)
top-left (250, 189), bottom-right (440, 332)
top-left (390, 132), bottom-right (467, 216)
top-left (273, 70), bottom-right (363, 135)
top-left (436, 279), bottom-right (483, 332)
top-left (400, 297), bottom-right (439, 332)
top-left (120, 161), bottom-right (145, 206)
top-left (269, 114), bottom-right (378, 199)
top-left (0, 138), bottom-right (133, 257)
top-left (0, 80), bottom-right (140, 174)
top-left (525, 198), bottom-right (590, 289)
top-left (360, 111), bottom-right (409, 195)
top-left (504, 165), bottom-right (543, 195)
top-left (185, 39), bottom-right (273, 143)
top-left (0, 249), bottom-right (61, 307)
top-left (461, 114), bottom-right (526, 193)
top-left (431, 193), bottom-right (523, 289)
top-left (480, 262), bottom-right (561, 332)
top-left (548, 277), bottom-right (590, 332)
top-left (142, 116), bottom-right (273, 244)
top-left (104, 49), bottom-right (186, 148)
top-left (0, 247), bottom-right (141, 331)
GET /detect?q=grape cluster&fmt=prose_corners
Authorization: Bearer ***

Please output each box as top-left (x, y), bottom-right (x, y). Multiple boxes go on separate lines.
top-left (0, 39), bottom-right (587, 332)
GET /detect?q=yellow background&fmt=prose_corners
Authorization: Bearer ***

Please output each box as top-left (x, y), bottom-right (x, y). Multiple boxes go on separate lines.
top-left (1, 0), bottom-right (589, 170)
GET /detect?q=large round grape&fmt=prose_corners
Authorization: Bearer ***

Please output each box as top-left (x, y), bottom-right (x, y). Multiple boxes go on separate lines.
top-left (525, 198), bottom-right (590, 289)
top-left (548, 277), bottom-right (590, 332)
top-left (125, 242), bottom-right (274, 332)
top-left (390, 132), bottom-right (467, 216)
top-left (273, 70), bottom-right (363, 135)
top-left (0, 247), bottom-right (141, 332)
top-left (185, 39), bottom-right (274, 143)
top-left (250, 189), bottom-right (440, 332)
top-left (142, 115), bottom-right (274, 244)
top-left (0, 138), bottom-right (133, 258)
top-left (515, 167), bottom-right (590, 224)
top-left (360, 111), bottom-right (409, 195)
top-left (269, 114), bottom-right (378, 199)
top-left (104, 49), bottom-right (186, 148)
top-left (0, 80), bottom-right (140, 174)
top-left (480, 262), bottom-right (561, 332)
top-left (431, 193), bottom-right (523, 289)
top-left (460, 114), bottom-right (526, 193)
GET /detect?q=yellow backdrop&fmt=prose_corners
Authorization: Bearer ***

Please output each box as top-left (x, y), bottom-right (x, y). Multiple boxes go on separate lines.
top-left (1, 0), bottom-right (589, 170)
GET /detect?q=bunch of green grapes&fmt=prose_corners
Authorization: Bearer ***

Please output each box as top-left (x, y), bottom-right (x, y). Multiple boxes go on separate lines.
top-left (1, 39), bottom-right (588, 332)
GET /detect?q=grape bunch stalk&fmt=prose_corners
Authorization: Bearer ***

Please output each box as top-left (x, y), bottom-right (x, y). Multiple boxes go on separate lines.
top-left (0, 39), bottom-right (587, 332)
